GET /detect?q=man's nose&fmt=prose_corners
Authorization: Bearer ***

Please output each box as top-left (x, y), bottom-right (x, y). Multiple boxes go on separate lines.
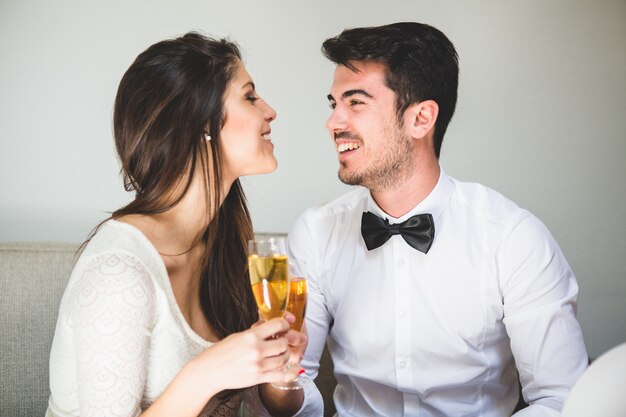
top-left (326, 107), bottom-right (346, 134)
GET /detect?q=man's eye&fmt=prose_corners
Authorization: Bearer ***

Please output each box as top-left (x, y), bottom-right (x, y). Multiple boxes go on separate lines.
top-left (349, 99), bottom-right (363, 106)
top-left (328, 102), bottom-right (336, 110)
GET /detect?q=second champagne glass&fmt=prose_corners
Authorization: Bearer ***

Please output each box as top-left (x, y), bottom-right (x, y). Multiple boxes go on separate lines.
top-left (271, 260), bottom-right (309, 390)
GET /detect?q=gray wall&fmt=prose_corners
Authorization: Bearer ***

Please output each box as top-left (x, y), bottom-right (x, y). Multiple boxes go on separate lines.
top-left (1, 0), bottom-right (624, 359)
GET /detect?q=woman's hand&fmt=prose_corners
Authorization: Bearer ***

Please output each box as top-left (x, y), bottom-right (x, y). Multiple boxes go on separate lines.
top-left (257, 314), bottom-right (309, 416)
top-left (284, 314), bottom-right (308, 370)
top-left (256, 312), bottom-right (308, 378)
top-left (190, 318), bottom-right (293, 395)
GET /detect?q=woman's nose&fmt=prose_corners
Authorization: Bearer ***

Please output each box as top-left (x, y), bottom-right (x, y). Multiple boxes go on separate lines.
top-left (265, 102), bottom-right (277, 122)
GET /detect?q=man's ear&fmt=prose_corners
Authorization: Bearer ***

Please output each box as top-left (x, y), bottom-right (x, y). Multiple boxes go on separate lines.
top-left (404, 100), bottom-right (439, 139)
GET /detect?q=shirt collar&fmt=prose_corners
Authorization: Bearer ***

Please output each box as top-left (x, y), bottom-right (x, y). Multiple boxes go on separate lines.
top-left (366, 167), bottom-right (454, 224)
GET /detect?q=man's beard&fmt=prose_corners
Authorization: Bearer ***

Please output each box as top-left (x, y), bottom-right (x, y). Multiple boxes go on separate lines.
top-left (338, 123), bottom-right (415, 191)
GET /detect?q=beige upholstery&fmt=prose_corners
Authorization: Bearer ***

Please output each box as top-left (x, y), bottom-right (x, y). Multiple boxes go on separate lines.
top-left (0, 242), bottom-right (78, 417)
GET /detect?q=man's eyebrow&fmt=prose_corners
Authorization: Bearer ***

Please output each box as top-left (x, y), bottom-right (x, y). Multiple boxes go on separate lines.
top-left (343, 89), bottom-right (374, 99)
top-left (327, 89), bottom-right (374, 102)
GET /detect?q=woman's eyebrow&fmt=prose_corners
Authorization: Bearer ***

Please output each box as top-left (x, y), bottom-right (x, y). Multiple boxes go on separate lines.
top-left (241, 81), bottom-right (256, 90)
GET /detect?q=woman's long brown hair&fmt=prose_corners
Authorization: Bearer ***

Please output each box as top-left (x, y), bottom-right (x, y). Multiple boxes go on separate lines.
top-left (86, 32), bottom-right (257, 400)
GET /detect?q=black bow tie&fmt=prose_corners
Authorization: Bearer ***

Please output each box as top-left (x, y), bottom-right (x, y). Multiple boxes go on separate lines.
top-left (361, 211), bottom-right (435, 253)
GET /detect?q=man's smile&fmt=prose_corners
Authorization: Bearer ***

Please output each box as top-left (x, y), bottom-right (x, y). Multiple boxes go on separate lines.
top-left (337, 142), bottom-right (361, 153)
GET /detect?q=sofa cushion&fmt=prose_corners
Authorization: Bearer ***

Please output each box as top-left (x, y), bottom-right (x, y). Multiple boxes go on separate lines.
top-left (0, 242), bottom-right (78, 417)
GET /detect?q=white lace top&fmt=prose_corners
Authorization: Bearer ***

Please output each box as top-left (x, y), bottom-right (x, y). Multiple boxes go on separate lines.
top-left (46, 220), bottom-right (270, 417)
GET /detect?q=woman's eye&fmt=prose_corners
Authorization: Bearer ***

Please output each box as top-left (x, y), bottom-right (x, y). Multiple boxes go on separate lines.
top-left (246, 90), bottom-right (259, 104)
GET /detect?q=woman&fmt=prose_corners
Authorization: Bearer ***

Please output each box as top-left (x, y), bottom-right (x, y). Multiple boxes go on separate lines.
top-left (46, 33), bottom-right (308, 417)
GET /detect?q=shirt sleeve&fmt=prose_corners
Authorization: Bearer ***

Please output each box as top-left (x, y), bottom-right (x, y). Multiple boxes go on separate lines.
top-left (66, 252), bottom-right (156, 417)
top-left (287, 210), bottom-right (328, 415)
top-left (498, 213), bottom-right (588, 416)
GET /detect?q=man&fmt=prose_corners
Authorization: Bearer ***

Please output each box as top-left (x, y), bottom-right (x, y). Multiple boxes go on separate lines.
top-left (289, 22), bottom-right (588, 416)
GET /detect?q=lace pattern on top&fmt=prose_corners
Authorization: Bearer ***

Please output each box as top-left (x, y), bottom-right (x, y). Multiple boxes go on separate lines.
top-left (69, 252), bottom-right (156, 417)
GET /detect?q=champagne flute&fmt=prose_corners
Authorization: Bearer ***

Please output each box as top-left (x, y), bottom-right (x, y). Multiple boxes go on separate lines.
top-left (270, 260), bottom-right (309, 390)
top-left (248, 237), bottom-right (297, 389)
top-left (287, 274), bottom-right (308, 333)
top-left (262, 261), bottom-right (309, 390)
top-left (248, 237), bottom-right (289, 321)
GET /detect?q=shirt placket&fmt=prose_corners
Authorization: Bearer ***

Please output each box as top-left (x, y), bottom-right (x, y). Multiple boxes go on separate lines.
top-left (392, 236), bottom-right (420, 415)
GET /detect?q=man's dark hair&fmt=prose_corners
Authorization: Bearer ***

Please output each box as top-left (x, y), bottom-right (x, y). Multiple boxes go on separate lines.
top-left (322, 22), bottom-right (459, 158)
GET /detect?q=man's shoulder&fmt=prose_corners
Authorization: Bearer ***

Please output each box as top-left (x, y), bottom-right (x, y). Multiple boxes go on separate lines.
top-left (449, 177), bottom-right (529, 225)
top-left (289, 187), bottom-right (367, 256)
top-left (298, 186), bottom-right (369, 224)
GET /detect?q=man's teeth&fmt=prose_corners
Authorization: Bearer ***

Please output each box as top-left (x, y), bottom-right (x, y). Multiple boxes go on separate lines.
top-left (262, 134), bottom-right (271, 141)
top-left (338, 143), bottom-right (360, 152)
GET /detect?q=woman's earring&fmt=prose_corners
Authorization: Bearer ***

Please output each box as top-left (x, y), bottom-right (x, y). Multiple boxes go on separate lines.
top-left (204, 132), bottom-right (211, 142)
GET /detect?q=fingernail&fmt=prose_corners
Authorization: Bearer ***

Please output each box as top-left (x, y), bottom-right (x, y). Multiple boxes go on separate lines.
top-left (299, 368), bottom-right (305, 375)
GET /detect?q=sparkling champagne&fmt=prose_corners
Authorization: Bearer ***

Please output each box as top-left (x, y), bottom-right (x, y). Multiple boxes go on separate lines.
top-left (248, 254), bottom-right (289, 320)
top-left (287, 277), bottom-right (307, 331)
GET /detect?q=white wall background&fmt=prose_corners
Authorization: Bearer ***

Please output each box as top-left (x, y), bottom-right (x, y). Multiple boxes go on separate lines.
top-left (1, 0), bottom-right (624, 359)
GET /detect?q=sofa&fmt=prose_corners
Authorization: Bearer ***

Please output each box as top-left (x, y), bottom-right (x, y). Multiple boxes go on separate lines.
top-left (0, 241), bottom-right (338, 417)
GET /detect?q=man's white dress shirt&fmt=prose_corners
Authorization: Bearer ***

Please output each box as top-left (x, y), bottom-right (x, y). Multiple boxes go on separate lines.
top-left (289, 169), bottom-right (588, 417)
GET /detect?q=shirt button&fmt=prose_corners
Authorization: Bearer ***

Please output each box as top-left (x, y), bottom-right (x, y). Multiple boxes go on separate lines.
top-left (398, 259), bottom-right (405, 267)
top-left (399, 361), bottom-right (407, 368)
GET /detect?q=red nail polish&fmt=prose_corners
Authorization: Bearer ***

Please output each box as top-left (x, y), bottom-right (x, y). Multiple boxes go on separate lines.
top-left (299, 368), bottom-right (305, 375)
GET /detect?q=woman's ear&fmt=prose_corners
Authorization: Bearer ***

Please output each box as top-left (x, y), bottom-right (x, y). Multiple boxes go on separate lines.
top-left (404, 100), bottom-right (439, 139)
